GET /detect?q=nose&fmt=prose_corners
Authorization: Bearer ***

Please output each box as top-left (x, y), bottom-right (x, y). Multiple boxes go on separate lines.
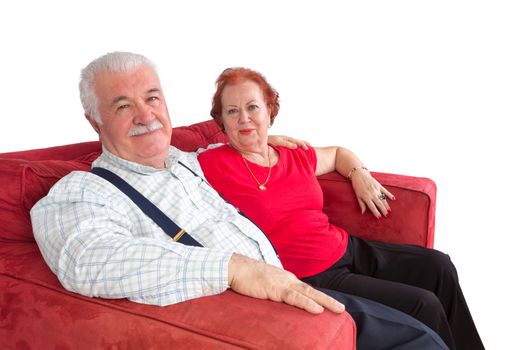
top-left (133, 102), bottom-right (155, 125)
top-left (238, 108), bottom-right (250, 123)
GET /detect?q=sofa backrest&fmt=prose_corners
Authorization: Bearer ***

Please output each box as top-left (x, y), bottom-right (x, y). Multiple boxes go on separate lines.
top-left (0, 120), bottom-right (227, 243)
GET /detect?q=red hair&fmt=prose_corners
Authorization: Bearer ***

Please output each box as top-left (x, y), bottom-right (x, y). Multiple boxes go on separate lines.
top-left (210, 67), bottom-right (280, 131)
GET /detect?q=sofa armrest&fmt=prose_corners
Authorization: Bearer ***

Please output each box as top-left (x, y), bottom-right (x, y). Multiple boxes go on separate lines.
top-left (318, 171), bottom-right (436, 248)
top-left (1, 244), bottom-right (356, 349)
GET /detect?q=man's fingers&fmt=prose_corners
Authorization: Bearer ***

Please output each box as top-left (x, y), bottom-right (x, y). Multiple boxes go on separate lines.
top-left (280, 287), bottom-right (324, 314)
top-left (284, 137), bottom-right (309, 150)
top-left (304, 285), bottom-right (346, 313)
top-left (358, 199), bottom-right (366, 214)
top-left (284, 283), bottom-right (345, 314)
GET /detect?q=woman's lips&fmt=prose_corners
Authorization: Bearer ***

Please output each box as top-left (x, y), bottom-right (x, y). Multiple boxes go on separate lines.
top-left (239, 129), bottom-right (254, 135)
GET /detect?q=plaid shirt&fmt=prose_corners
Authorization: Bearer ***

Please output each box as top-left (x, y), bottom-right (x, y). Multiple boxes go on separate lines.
top-left (31, 146), bottom-right (281, 306)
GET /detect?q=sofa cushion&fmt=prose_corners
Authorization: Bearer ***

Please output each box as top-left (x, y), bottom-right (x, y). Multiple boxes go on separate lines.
top-left (170, 120), bottom-right (227, 151)
top-left (0, 152), bottom-right (99, 242)
top-left (0, 243), bottom-right (355, 349)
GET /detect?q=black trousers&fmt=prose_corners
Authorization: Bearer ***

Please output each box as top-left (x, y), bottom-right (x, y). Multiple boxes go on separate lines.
top-left (317, 288), bottom-right (448, 350)
top-left (303, 236), bottom-right (484, 350)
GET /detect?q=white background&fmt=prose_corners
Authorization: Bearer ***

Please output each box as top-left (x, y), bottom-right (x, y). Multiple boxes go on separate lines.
top-left (1, 1), bottom-right (524, 348)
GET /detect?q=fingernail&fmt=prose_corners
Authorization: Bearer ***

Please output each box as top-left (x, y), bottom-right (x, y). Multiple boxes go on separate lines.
top-left (387, 208), bottom-right (392, 213)
top-left (392, 196), bottom-right (396, 201)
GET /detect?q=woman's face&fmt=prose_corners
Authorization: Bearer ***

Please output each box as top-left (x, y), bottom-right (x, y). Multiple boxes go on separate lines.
top-left (221, 80), bottom-right (271, 152)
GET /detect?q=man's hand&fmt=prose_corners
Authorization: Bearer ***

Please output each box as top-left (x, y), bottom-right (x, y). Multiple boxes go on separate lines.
top-left (268, 135), bottom-right (310, 150)
top-left (228, 254), bottom-right (345, 314)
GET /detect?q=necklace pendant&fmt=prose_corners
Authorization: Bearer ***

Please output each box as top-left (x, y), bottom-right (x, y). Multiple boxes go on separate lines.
top-left (258, 184), bottom-right (267, 191)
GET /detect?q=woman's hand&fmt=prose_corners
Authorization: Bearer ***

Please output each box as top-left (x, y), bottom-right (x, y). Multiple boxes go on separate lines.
top-left (350, 169), bottom-right (395, 218)
top-left (268, 135), bottom-right (310, 150)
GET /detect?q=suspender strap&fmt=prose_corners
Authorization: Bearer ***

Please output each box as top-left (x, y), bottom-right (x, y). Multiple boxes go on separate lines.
top-left (91, 167), bottom-right (202, 247)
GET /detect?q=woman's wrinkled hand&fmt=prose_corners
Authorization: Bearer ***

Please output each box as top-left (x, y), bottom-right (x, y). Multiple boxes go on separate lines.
top-left (351, 169), bottom-right (395, 218)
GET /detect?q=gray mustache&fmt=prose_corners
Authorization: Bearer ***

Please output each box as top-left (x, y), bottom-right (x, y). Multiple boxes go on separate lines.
top-left (127, 120), bottom-right (163, 136)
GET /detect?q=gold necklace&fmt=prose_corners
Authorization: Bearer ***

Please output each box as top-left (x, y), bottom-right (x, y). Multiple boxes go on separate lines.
top-left (241, 147), bottom-right (272, 191)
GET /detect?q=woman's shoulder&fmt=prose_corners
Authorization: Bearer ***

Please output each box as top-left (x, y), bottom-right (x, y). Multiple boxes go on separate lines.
top-left (198, 144), bottom-right (236, 166)
top-left (200, 143), bottom-right (231, 156)
top-left (274, 145), bottom-right (316, 160)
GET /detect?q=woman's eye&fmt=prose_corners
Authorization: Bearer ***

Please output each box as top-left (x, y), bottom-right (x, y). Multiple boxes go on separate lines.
top-left (248, 104), bottom-right (259, 110)
top-left (227, 109), bottom-right (238, 115)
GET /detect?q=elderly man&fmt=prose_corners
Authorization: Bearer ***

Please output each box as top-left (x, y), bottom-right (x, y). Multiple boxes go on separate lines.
top-left (31, 52), bottom-right (447, 349)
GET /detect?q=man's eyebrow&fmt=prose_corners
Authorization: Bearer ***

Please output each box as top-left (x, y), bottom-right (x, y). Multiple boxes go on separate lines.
top-left (147, 88), bottom-right (161, 94)
top-left (111, 96), bottom-right (128, 106)
top-left (111, 88), bottom-right (161, 106)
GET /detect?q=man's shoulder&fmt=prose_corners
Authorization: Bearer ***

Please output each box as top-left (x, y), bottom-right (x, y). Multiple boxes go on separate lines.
top-left (47, 169), bottom-right (122, 199)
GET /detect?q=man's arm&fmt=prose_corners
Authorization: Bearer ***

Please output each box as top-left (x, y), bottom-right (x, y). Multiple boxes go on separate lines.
top-left (32, 172), bottom-right (343, 313)
top-left (30, 175), bottom-right (231, 306)
top-left (228, 254), bottom-right (345, 314)
top-left (268, 135), bottom-right (310, 150)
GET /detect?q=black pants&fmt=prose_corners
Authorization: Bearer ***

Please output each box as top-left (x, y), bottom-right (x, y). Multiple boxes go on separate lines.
top-left (302, 236), bottom-right (484, 350)
top-left (318, 288), bottom-right (448, 350)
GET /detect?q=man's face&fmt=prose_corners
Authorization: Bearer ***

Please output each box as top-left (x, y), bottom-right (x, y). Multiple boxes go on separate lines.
top-left (91, 65), bottom-right (172, 168)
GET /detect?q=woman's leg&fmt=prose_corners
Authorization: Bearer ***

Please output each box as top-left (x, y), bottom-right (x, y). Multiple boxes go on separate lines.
top-left (304, 237), bottom-right (484, 350)
top-left (348, 237), bottom-right (484, 350)
top-left (317, 288), bottom-right (449, 350)
top-left (306, 264), bottom-right (455, 349)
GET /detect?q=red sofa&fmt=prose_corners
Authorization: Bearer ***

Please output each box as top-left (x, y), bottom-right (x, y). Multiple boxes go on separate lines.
top-left (0, 120), bottom-right (436, 349)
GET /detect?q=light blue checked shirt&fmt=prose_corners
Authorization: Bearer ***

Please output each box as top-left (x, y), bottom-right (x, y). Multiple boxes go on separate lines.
top-left (31, 146), bottom-right (281, 306)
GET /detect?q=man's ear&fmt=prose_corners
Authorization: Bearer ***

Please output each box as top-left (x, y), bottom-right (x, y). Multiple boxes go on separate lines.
top-left (85, 114), bottom-right (100, 134)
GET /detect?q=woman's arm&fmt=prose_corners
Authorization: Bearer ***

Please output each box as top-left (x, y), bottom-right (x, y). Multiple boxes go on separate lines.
top-left (315, 146), bottom-right (394, 218)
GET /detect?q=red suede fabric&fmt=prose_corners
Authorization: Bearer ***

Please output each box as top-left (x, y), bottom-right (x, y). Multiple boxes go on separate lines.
top-left (169, 120), bottom-right (228, 151)
top-left (0, 155), bottom-right (97, 242)
top-left (0, 119), bottom-right (436, 349)
top-left (319, 172), bottom-right (436, 248)
top-left (0, 243), bottom-right (354, 349)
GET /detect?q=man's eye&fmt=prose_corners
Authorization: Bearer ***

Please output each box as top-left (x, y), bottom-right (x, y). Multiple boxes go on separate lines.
top-left (148, 96), bottom-right (159, 102)
top-left (117, 104), bottom-right (130, 110)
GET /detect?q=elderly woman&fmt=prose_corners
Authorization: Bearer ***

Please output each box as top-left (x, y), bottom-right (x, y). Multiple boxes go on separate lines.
top-left (198, 67), bottom-right (483, 350)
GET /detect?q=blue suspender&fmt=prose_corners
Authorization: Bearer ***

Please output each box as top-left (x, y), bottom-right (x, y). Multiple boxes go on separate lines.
top-left (176, 161), bottom-right (280, 257)
top-left (91, 166), bottom-right (203, 247)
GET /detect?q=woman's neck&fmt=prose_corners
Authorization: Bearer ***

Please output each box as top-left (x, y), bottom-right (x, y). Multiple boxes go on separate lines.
top-left (232, 144), bottom-right (276, 167)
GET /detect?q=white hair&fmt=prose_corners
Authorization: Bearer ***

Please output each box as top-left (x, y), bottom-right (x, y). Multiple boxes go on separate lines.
top-left (79, 51), bottom-right (157, 124)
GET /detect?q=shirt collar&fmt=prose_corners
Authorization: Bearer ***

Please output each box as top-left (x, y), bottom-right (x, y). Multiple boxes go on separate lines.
top-left (100, 145), bottom-right (181, 174)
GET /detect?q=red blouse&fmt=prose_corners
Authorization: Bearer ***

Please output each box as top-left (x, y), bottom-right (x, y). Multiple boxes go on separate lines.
top-left (198, 145), bottom-right (348, 278)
